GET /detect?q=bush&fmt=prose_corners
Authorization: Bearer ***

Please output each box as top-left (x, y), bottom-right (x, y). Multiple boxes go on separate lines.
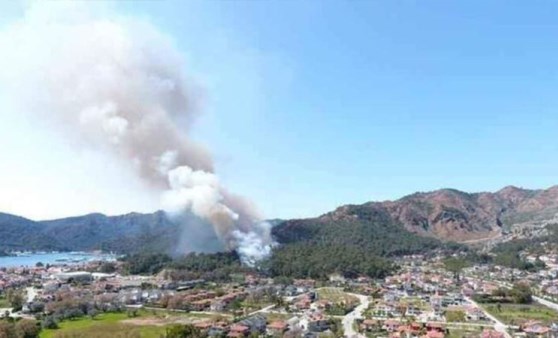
top-left (42, 316), bottom-right (59, 329)
top-left (15, 319), bottom-right (40, 338)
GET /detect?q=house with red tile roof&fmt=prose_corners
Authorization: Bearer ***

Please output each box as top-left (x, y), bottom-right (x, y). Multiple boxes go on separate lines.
top-left (480, 329), bottom-right (505, 338)
top-left (522, 321), bottom-right (550, 337)
top-left (228, 324), bottom-right (249, 337)
top-left (266, 321), bottom-right (288, 336)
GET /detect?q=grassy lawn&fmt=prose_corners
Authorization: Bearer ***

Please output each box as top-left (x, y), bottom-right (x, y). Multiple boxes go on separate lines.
top-left (399, 297), bottom-right (431, 311)
top-left (40, 310), bottom-right (220, 338)
top-left (483, 303), bottom-right (558, 325)
top-left (43, 322), bottom-right (165, 338)
top-left (41, 313), bottom-right (134, 338)
top-left (317, 288), bottom-right (358, 305)
top-left (445, 310), bottom-right (466, 323)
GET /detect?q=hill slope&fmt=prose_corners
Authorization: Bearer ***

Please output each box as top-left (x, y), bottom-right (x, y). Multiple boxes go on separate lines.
top-left (0, 212), bottom-right (185, 254)
top-left (40, 211), bottom-right (182, 253)
top-left (270, 205), bottom-right (461, 278)
top-left (0, 185), bottom-right (556, 257)
top-left (318, 185), bottom-right (558, 242)
top-left (0, 213), bottom-right (61, 250)
top-left (268, 185), bottom-right (558, 277)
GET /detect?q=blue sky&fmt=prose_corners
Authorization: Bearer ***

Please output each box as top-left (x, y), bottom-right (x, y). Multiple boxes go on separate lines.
top-left (0, 1), bottom-right (557, 219)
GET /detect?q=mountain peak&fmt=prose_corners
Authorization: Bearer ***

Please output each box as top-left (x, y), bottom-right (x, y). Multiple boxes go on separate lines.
top-left (317, 185), bottom-right (558, 243)
top-left (498, 185), bottom-right (525, 193)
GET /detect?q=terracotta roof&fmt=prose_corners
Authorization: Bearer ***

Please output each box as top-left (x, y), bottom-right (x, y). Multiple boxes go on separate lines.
top-left (194, 322), bottom-right (212, 329)
top-left (481, 329), bottom-right (505, 338)
top-left (230, 324), bottom-right (249, 333)
top-left (384, 319), bottom-right (400, 326)
top-left (268, 321), bottom-right (287, 330)
top-left (424, 331), bottom-right (445, 338)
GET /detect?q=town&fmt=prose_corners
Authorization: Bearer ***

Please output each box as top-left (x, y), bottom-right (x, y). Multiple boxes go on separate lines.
top-left (1, 250), bottom-right (558, 338)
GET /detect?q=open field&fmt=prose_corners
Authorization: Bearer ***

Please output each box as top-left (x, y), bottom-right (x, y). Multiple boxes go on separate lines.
top-left (399, 296), bottom-right (431, 311)
top-left (317, 288), bottom-right (358, 305)
top-left (483, 303), bottom-right (558, 325)
top-left (40, 311), bottom-right (220, 338)
top-left (445, 310), bottom-right (466, 323)
top-left (447, 327), bottom-right (483, 338)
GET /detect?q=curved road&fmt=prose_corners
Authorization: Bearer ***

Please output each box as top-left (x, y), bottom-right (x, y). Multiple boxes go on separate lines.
top-left (534, 296), bottom-right (558, 312)
top-left (342, 293), bottom-right (369, 338)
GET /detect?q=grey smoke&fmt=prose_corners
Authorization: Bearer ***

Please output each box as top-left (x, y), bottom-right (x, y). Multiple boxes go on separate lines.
top-left (0, 2), bottom-right (273, 264)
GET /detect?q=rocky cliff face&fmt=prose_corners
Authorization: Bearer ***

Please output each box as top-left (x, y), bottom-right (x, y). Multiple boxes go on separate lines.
top-left (321, 186), bottom-right (558, 242)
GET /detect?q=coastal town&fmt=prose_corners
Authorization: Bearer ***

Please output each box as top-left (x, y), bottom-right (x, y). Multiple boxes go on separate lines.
top-left (2, 251), bottom-right (558, 338)
top-left (2, 0), bottom-right (558, 337)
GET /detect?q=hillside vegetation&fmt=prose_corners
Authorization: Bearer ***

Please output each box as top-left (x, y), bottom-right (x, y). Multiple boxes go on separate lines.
top-left (269, 206), bottom-right (463, 278)
top-left (0, 211), bottom-right (182, 254)
top-left (1, 185), bottom-right (557, 278)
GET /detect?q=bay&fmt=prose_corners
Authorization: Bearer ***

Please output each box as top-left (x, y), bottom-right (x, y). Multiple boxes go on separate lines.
top-left (0, 252), bottom-right (116, 268)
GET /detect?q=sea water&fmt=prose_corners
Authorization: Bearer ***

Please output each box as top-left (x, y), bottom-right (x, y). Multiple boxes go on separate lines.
top-left (0, 252), bottom-right (117, 268)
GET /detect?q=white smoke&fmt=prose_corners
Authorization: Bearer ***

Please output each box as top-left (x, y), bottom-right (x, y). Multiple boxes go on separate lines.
top-left (0, 2), bottom-right (273, 264)
top-left (232, 223), bottom-right (274, 266)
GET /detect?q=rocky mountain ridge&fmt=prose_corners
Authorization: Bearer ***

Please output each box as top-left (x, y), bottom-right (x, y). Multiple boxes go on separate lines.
top-left (321, 185), bottom-right (558, 242)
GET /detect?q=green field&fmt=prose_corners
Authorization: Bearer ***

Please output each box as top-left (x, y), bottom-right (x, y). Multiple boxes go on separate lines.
top-left (445, 310), bottom-right (466, 323)
top-left (39, 311), bottom-right (218, 338)
top-left (483, 303), bottom-right (558, 325)
top-left (399, 296), bottom-right (431, 311)
top-left (317, 287), bottom-right (359, 305)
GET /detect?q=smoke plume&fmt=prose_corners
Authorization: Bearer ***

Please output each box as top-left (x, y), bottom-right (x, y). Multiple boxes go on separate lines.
top-left (0, 2), bottom-right (273, 264)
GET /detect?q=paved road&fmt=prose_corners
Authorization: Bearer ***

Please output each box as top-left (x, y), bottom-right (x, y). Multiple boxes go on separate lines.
top-left (247, 304), bottom-right (276, 317)
top-left (342, 293), bottom-right (369, 338)
top-left (465, 296), bottom-right (511, 338)
top-left (26, 287), bottom-right (37, 303)
top-left (533, 296), bottom-right (558, 312)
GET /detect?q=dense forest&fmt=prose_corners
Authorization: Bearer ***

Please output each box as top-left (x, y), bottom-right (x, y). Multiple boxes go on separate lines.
top-left (268, 211), bottom-right (464, 278)
top-left (120, 211), bottom-right (466, 280)
top-left (265, 243), bottom-right (395, 279)
top-left (120, 252), bottom-right (255, 282)
top-left (2, 210), bottom-right (556, 279)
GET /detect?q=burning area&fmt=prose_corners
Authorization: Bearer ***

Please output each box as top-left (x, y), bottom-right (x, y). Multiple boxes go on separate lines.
top-left (0, 2), bottom-right (273, 265)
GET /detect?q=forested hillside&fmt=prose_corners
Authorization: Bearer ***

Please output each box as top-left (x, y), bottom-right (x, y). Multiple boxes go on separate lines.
top-left (0, 213), bottom-right (61, 251)
top-left (269, 208), bottom-right (463, 278)
top-left (0, 211), bottom-right (182, 254)
top-left (41, 211), bottom-right (182, 253)
top-left (1, 184), bottom-right (556, 279)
